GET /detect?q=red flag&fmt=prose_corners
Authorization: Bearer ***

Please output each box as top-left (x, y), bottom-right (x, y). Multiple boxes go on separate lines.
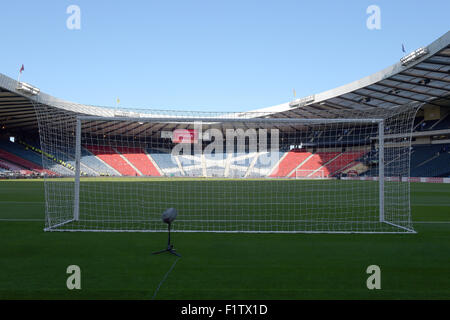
top-left (19, 64), bottom-right (24, 73)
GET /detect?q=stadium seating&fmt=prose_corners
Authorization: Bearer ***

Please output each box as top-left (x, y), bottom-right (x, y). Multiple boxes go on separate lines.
top-left (148, 150), bottom-right (182, 176)
top-left (0, 140), bottom-right (73, 176)
top-left (0, 158), bottom-right (24, 171)
top-left (205, 153), bottom-right (226, 177)
top-left (321, 151), bottom-right (366, 177)
top-left (84, 145), bottom-right (139, 176)
top-left (250, 152), bottom-right (285, 177)
top-left (431, 114), bottom-right (450, 131)
top-left (80, 148), bottom-right (119, 176)
top-left (22, 140), bottom-right (115, 176)
top-left (115, 146), bottom-right (161, 176)
top-left (288, 152), bottom-right (340, 178)
top-left (0, 140), bottom-right (43, 167)
top-left (410, 145), bottom-right (442, 169)
top-left (5, 137), bottom-right (447, 179)
top-left (270, 150), bottom-right (312, 177)
top-left (0, 149), bottom-right (53, 175)
top-left (180, 154), bottom-right (204, 177)
top-left (411, 146), bottom-right (450, 177)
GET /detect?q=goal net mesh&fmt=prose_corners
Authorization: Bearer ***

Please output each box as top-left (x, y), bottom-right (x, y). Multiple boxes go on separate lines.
top-left (33, 101), bottom-right (420, 233)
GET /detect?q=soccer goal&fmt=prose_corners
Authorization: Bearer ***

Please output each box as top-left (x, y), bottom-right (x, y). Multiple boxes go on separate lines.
top-left (33, 102), bottom-right (420, 233)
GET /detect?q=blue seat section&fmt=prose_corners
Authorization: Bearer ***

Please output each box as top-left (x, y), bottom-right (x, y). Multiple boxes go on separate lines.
top-left (432, 115), bottom-right (450, 131)
top-left (179, 154), bottom-right (200, 175)
top-left (411, 146), bottom-right (450, 177)
top-left (251, 152), bottom-right (284, 177)
top-left (359, 145), bottom-right (449, 178)
top-left (410, 145), bottom-right (442, 169)
top-left (147, 149), bottom-right (181, 176)
top-left (150, 153), bottom-right (177, 169)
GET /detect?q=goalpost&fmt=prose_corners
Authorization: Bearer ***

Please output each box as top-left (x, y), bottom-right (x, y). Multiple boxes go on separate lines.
top-left (33, 102), bottom-right (420, 234)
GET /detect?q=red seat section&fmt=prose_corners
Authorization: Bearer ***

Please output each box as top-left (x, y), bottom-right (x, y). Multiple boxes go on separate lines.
top-left (289, 152), bottom-right (340, 178)
top-left (0, 158), bottom-right (25, 171)
top-left (270, 150), bottom-right (312, 177)
top-left (115, 147), bottom-right (160, 176)
top-left (85, 145), bottom-right (139, 176)
top-left (0, 149), bottom-right (54, 175)
top-left (326, 151), bottom-right (366, 176)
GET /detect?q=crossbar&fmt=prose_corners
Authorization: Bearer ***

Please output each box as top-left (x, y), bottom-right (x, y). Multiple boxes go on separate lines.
top-left (78, 115), bottom-right (384, 124)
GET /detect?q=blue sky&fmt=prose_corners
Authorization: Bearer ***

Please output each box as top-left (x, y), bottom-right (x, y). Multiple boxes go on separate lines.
top-left (0, 1), bottom-right (448, 112)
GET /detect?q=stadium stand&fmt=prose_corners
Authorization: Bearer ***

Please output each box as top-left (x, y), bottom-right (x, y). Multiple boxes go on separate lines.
top-left (411, 145), bottom-right (450, 177)
top-left (250, 152), bottom-right (284, 177)
top-left (0, 158), bottom-right (25, 171)
top-left (0, 148), bottom-right (51, 175)
top-left (0, 140), bottom-right (74, 176)
top-left (289, 152), bottom-right (340, 178)
top-left (410, 145), bottom-right (442, 169)
top-left (80, 148), bottom-right (119, 176)
top-left (270, 150), bottom-right (312, 177)
top-left (431, 113), bottom-right (450, 131)
top-left (115, 146), bottom-right (161, 176)
top-left (0, 140), bottom-right (44, 166)
top-left (84, 145), bottom-right (139, 176)
top-left (320, 151), bottom-right (366, 177)
top-left (18, 140), bottom-right (76, 176)
top-left (148, 150), bottom-right (182, 176)
top-left (205, 153), bottom-right (226, 177)
top-left (227, 153), bottom-right (257, 178)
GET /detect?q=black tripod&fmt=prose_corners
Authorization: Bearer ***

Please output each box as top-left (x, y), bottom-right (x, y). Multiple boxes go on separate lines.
top-left (152, 222), bottom-right (181, 257)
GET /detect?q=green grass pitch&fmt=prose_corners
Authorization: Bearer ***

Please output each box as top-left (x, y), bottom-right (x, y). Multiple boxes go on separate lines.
top-left (0, 180), bottom-right (449, 299)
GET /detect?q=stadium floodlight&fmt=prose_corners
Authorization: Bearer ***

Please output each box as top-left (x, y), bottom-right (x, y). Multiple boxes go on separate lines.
top-left (152, 208), bottom-right (181, 257)
top-left (289, 95), bottom-right (315, 108)
top-left (16, 82), bottom-right (40, 95)
top-left (400, 46), bottom-right (429, 66)
top-left (33, 102), bottom-right (421, 234)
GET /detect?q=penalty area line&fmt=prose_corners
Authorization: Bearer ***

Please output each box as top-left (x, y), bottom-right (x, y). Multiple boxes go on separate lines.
top-left (151, 257), bottom-right (180, 300)
top-left (414, 221), bottom-right (450, 224)
top-left (0, 218), bottom-right (43, 221)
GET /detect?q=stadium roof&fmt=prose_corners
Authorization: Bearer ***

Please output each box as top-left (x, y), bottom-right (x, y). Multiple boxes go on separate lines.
top-left (0, 31), bottom-right (449, 136)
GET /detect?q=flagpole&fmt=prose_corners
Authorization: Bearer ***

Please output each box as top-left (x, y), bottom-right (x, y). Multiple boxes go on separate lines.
top-left (17, 65), bottom-right (24, 84)
top-left (115, 98), bottom-right (120, 115)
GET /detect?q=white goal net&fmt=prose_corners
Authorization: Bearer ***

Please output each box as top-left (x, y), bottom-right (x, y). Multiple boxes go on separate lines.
top-left (33, 101), bottom-right (420, 233)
